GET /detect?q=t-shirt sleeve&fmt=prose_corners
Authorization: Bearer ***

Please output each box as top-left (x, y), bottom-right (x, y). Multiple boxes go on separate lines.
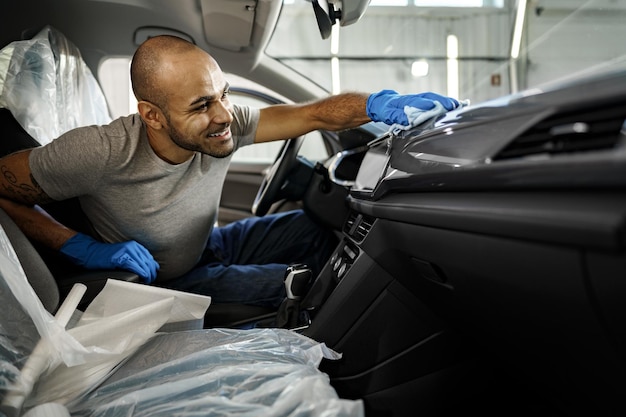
top-left (29, 125), bottom-right (110, 200)
top-left (231, 104), bottom-right (259, 150)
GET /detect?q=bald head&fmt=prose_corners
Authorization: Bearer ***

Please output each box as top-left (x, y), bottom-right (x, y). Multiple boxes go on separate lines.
top-left (131, 35), bottom-right (204, 112)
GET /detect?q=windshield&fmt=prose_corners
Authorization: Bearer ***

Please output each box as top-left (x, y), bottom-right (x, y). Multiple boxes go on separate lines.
top-left (267, 0), bottom-right (626, 105)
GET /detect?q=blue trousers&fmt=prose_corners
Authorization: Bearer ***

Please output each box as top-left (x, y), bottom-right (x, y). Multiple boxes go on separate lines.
top-left (165, 210), bottom-right (336, 308)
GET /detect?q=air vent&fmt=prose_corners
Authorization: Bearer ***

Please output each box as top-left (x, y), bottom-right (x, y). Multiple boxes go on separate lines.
top-left (343, 211), bottom-right (375, 242)
top-left (344, 211), bottom-right (359, 234)
top-left (494, 103), bottom-right (626, 160)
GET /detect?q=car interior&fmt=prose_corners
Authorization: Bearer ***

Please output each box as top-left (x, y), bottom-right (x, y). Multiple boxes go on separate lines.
top-left (1, 1), bottom-right (625, 416)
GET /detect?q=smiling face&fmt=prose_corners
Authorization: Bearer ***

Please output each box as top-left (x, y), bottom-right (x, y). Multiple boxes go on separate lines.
top-left (132, 37), bottom-right (236, 163)
top-left (159, 49), bottom-right (235, 158)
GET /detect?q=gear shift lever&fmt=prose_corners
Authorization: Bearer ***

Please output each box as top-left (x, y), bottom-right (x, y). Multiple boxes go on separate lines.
top-left (256, 264), bottom-right (312, 329)
top-left (271, 264), bottom-right (312, 329)
top-left (284, 264), bottom-right (312, 300)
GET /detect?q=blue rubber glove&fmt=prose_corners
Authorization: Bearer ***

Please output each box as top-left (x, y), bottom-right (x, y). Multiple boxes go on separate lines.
top-left (366, 89), bottom-right (461, 126)
top-left (60, 233), bottom-right (160, 283)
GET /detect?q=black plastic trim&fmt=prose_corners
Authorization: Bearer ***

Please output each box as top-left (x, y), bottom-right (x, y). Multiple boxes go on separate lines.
top-left (348, 191), bottom-right (626, 251)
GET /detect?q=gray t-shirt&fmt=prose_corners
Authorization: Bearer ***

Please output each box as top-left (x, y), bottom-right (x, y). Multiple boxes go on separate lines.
top-left (30, 104), bottom-right (259, 280)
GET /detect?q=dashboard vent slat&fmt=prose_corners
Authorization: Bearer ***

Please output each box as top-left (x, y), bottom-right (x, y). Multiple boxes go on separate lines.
top-left (343, 212), bottom-right (375, 242)
top-left (494, 103), bottom-right (626, 160)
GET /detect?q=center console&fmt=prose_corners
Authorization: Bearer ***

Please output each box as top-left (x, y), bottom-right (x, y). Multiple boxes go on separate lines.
top-left (299, 211), bottom-right (477, 416)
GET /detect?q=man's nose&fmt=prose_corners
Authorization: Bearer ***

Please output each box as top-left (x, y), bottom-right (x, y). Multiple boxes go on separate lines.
top-left (212, 99), bottom-right (234, 124)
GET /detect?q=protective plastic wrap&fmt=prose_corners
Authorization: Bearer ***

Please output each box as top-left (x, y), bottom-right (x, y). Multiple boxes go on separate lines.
top-left (0, 230), bottom-right (42, 414)
top-left (67, 328), bottom-right (362, 417)
top-left (24, 281), bottom-right (212, 408)
top-left (0, 221), bottom-right (196, 415)
top-left (0, 26), bottom-right (111, 144)
top-left (0, 219), bottom-right (85, 417)
top-left (0, 220), bottom-right (363, 416)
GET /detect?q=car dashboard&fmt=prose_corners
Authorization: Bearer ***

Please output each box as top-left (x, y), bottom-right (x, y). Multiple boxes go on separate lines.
top-left (352, 67), bottom-right (626, 199)
top-left (303, 67), bottom-right (626, 416)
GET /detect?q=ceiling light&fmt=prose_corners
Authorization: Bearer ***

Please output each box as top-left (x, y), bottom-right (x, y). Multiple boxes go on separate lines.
top-left (411, 60), bottom-right (429, 77)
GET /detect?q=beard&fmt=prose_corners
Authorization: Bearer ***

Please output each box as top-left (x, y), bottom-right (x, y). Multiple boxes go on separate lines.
top-left (167, 121), bottom-right (234, 159)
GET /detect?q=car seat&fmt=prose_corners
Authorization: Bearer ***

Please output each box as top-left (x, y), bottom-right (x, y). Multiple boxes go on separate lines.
top-left (0, 108), bottom-right (140, 309)
top-left (0, 205), bottom-right (59, 313)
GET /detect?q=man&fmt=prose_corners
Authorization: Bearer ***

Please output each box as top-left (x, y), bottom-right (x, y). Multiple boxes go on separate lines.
top-left (0, 35), bottom-right (460, 307)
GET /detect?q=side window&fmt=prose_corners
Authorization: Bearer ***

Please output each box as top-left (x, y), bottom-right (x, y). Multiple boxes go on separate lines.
top-left (227, 88), bottom-right (328, 164)
top-left (98, 59), bottom-right (328, 163)
top-left (99, 58), bottom-right (135, 119)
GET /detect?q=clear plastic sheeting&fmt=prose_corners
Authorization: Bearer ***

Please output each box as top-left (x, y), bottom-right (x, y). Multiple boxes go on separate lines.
top-left (0, 219), bottom-right (363, 416)
top-left (0, 25), bottom-right (111, 144)
top-left (25, 282), bottom-right (212, 408)
top-left (0, 219), bottom-right (83, 417)
top-left (0, 232), bottom-right (42, 415)
top-left (67, 328), bottom-right (362, 417)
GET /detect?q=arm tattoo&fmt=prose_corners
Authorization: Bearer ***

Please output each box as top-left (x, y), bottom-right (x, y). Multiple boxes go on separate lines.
top-left (0, 165), bottom-right (52, 205)
top-left (29, 173), bottom-right (52, 203)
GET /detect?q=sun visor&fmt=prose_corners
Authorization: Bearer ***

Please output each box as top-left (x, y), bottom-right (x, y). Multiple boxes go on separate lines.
top-left (200, 0), bottom-right (256, 51)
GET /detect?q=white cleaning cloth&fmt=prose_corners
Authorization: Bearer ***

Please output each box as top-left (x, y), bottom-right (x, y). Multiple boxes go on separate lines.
top-left (390, 99), bottom-right (470, 134)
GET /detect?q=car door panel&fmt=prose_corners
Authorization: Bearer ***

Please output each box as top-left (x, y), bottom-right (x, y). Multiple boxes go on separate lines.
top-left (219, 162), bottom-right (266, 225)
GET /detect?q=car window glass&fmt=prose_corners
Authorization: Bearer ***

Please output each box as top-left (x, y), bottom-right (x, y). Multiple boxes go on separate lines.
top-left (226, 88), bottom-right (328, 164)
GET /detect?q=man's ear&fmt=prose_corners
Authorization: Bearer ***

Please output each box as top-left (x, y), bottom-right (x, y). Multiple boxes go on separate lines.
top-left (137, 101), bottom-right (165, 130)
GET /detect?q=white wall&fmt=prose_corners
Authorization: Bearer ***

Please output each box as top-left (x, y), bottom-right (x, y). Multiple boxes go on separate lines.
top-left (525, 2), bottom-right (626, 88)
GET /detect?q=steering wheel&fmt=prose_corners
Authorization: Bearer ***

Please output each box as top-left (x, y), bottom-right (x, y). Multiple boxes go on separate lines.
top-left (252, 136), bottom-right (305, 216)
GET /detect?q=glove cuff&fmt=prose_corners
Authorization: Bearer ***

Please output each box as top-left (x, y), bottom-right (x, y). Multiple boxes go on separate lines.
top-left (366, 89), bottom-right (398, 122)
top-left (59, 232), bottom-right (98, 266)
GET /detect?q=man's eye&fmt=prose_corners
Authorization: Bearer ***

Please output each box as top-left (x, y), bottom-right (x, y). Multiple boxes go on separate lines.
top-left (222, 89), bottom-right (230, 100)
top-left (196, 103), bottom-right (209, 111)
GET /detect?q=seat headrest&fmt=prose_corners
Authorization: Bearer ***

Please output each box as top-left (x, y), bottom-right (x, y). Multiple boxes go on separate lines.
top-left (0, 25), bottom-right (111, 144)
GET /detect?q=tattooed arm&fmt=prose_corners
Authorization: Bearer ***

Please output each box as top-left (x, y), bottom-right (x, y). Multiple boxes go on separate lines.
top-left (0, 150), bottom-right (77, 249)
top-left (0, 151), bottom-right (159, 280)
top-left (0, 150), bottom-right (52, 205)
